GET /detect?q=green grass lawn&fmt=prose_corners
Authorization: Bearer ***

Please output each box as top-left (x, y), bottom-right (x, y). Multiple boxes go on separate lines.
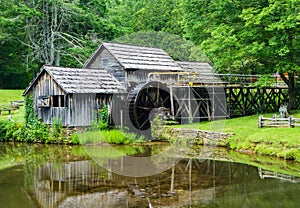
top-left (0, 90), bottom-right (25, 122)
top-left (176, 110), bottom-right (300, 161)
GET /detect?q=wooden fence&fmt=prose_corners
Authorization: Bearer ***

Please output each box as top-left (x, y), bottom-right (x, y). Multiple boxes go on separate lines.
top-left (258, 115), bottom-right (300, 128)
top-left (0, 100), bottom-right (23, 115)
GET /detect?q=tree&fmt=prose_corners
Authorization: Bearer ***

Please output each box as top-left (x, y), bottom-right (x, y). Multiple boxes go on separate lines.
top-left (182, 0), bottom-right (300, 109)
top-left (107, 0), bottom-right (184, 36)
top-left (22, 0), bottom-right (89, 67)
top-left (22, 0), bottom-right (118, 68)
top-left (0, 0), bottom-right (31, 88)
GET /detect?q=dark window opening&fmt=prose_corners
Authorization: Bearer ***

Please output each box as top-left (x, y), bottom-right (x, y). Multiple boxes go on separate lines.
top-left (53, 95), bottom-right (59, 107)
top-left (60, 95), bottom-right (65, 107)
top-left (52, 95), bottom-right (65, 107)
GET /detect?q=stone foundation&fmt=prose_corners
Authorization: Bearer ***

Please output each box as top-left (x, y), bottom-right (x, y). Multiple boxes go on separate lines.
top-left (154, 127), bottom-right (234, 147)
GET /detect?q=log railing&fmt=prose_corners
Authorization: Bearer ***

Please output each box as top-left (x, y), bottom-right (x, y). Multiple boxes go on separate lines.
top-left (258, 115), bottom-right (300, 128)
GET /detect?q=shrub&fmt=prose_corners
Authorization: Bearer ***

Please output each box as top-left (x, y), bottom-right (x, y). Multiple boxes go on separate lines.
top-left (78, 129), bottom-right (145, 145)
top-left (98, 105), bottom-right (109, 130)
top-left (71, 133), bottom-right (80, 144)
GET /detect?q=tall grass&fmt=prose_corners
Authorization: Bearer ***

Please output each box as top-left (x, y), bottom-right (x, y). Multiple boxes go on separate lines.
top-left (77, 129), bottom-right (145, 145)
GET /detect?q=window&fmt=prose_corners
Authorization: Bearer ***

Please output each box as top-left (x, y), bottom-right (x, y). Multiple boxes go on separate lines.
top-left (102, 59), bottom-right (108, 67)
top-left (38, 96), bottom-right (50, 108)
top-left (52, 95), bottom-right (65, 107)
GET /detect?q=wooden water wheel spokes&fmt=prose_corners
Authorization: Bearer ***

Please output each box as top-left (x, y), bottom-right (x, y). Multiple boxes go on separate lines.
top-left (127, 82), bottom-right (171, 130)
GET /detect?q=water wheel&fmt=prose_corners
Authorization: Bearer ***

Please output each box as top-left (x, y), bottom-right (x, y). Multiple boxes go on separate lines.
top-left (127, 81), bottom-right (172, 131)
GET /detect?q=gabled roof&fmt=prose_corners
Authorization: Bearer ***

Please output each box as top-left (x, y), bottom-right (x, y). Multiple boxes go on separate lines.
top-left (84, 42), bottom-right (182, 71)
top-left (23, 66), bottom-right (123, 95)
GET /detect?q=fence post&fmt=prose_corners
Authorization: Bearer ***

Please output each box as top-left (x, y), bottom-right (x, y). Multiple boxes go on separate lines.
top-left (289, 116), bottom-right (295, 128)
top-left (258, 115), bottom-right (263, 128)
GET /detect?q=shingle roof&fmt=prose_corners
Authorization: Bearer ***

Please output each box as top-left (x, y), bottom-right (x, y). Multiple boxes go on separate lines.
top-left (177, 61), bottom-right (224, 84)
top-left (176, 61), bottom-right (213, 74)
top-left (84, 42), bottom-right (182, 71)
top-left (23, 66), bottom-right (123, 95)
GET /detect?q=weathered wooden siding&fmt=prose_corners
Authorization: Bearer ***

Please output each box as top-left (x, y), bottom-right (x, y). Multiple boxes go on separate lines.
top-left (67, 94), bottom-right (113, 127)
top-left (110, 94), bottom-right (126, 127)
top-left (32, 74), bottom-right (115, 127)
top-left (127, 70), bottom-right (148, 84)
top-left (86, 48), bottom-right (126, 87)
top-left (69, 94), bottom-right (96, 127)
top-left (33, 72), bottom-right (68, 125)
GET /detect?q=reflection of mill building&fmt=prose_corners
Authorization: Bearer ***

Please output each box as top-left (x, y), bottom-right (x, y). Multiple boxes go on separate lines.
top-left (29, 159), bottom-right (230, 207)
top-left (30, 158), bottom-right (299, 208)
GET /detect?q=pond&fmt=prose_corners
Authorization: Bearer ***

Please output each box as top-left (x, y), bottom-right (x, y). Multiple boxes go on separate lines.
top-left (0, 143), bottom-right (299, 208)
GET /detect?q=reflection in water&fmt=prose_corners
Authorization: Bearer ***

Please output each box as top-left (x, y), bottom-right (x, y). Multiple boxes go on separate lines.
top-left (32, 158), bottom-right (300, 208)
top-left (0, 143), bottom-right (299, 208)
top-left (258, 168), bottom-right (298, 183)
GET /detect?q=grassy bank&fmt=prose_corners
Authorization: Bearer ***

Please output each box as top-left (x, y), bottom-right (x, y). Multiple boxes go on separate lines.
top-left (175, 111), bottom-right (300, 162)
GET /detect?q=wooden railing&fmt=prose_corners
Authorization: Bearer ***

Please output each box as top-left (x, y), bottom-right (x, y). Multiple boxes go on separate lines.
top-left (0, 100), bottom-right (24, 115)
top-left (146, 72), bottom-right (283, 86)
top-left (258, 115), bottom-right (300, 128)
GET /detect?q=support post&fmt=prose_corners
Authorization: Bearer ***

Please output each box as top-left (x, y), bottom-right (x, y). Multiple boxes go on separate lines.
top-left (258, 115), bottom-right (262, 128)
top-left (169, 85), bottom-right (175, 120)
top-left (289, 116), bottom-right (294, 128)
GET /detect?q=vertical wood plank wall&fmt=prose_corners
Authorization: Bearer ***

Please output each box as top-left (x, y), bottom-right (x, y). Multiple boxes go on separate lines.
top-left (33, 72), bottom-right (67, 125)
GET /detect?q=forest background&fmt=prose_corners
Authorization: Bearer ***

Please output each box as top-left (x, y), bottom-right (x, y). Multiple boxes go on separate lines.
top-left (0, 0), bottom-right (299, 107)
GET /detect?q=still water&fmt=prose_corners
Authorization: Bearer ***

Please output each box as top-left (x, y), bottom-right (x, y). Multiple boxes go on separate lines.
top-left (0, 143), bottom-right (299, 208)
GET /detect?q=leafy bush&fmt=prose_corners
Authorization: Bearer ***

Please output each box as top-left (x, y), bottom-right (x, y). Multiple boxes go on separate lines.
top-left (71, 133), bottom-right (80, 144)
top-left (51, 117), bottom-right (63, 140)
top-left (252, 75), bottom-right (276, 87)
top-left (0, 120), bottom-right (24, 142)
top-left (91, 105), bottom-right (109, 131)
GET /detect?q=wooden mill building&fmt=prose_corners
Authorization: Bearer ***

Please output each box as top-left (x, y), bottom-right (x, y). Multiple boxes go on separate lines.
top-left (24, 42), bottom-right (216, 128)
top-left (24, 42), bottom-right (292, 129)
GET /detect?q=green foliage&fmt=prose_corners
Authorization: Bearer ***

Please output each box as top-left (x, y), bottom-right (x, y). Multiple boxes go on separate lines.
top-left (23, 95), bottom-right (49, 142)
top-left (98, 105), bottom-right (109, 130)
top-left (71, 133), bottom-right (80, 144)
top-left (91, 105), bottom-right (110, 131)
top-left (79, 129), bottom-right (145, 145)
top-left (51, 117), bottom-right (63, 139)
top-left (0, 94), bottom-right (65, 143)
top-left (24, 95), bottom-right (34, 127)
top-left (182, 0), bottom-right (300, 74)
top-left (0, 120), bottom-right (24, 142)
top-left (107, 0), bottom-right (184, 36)
top-left (114, 31), bottom-right (208, 61)
top-left (252, 75), bottom-right (276, 87)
